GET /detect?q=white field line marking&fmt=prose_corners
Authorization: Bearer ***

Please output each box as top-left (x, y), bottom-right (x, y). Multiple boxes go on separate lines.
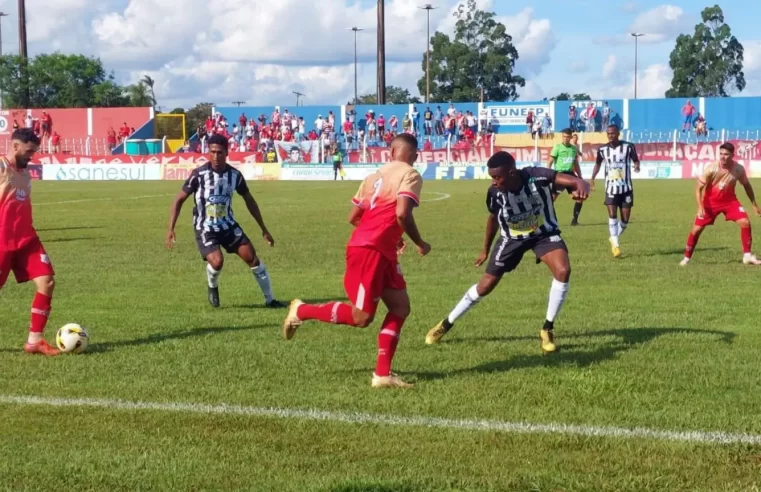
top-left (1, 394), bottom-right (759, 445)
top-left (35, 194), bottom-right (174, 205)
top-left (421, 192), bottom-right (451, 202)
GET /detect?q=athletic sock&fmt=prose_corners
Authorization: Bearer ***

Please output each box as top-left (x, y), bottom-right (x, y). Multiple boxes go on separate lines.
top-left (28, 293), bottom-right (52, 344)
top-left (251, 263), bottom-right (274, 303)
top-left (608, 218), bottom-right (620, 247)
top-left (741, 227), bottom-right (752, 254)
top-left (297, 302), bottom-right (359, 326)
top-left (446, 284), bottom-right (482, 325)
top-left (206, 263), bottom-right (221, 288)
top-left (546, 279), bottom-right (569, 325)
top-left (618, 220), bottom-right (628, 236)
top-left (572, 202), bottom-right (583, 220)
top-left (375, 313), bottom-right (405, 377)
top-left (685, 232), bottom-right (699, 259)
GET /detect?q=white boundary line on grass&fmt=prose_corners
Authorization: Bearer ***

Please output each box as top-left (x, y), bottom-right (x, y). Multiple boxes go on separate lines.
top-left (421, 192), bottom-right (451, 203)
top-left (36, 194), bottom-right (174, 205)
top-left (1, 394), bottom-right (760, 446)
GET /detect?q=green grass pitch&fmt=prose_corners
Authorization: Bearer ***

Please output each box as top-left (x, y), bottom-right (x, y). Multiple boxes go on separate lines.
top-left (1, 179), bottom-right (761, 491)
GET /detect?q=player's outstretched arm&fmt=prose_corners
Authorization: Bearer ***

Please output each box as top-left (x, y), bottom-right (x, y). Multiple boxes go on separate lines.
top-left (242, 192), bottom-right (274, 246)
top-left (475, 213), bottom-right (498, 267)
top-left (396, 197), bottom-right (430, 256)
top-left (738, 168), bottom-right (761, 216)
top-left (166, 190), bottom-right (191, 249)
top-left (555, 173), bottom-right (590, 202)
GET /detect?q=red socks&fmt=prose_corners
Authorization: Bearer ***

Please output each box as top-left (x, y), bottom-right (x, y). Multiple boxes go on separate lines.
top-left (741, 227), bottom-right (752, 254)
top-left (375, 313), bottom-right (405, 377)
top-left (30, 293), bottom-right (52, 334)
top-left (297, 302), bottom-right (358, 326)
top-left (684, 233), bottom-right (699, 259)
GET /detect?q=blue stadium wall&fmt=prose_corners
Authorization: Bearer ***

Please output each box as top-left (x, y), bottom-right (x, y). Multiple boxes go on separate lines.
top-left (215, 96), bottom-right (761, 134)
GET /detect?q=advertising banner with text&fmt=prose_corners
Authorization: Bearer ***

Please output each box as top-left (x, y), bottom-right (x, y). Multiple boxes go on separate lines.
top-left (42, 164), bottom-right (162, 181)
top-left (280, 163), bottom-right (381, 181)
top-left (159, 162), bottom-right (281, 181)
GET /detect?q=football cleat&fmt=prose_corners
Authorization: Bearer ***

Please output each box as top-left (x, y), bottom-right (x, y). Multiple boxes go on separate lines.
top-left (371, 372), bottom-right (414, 389)
top-left (609, 237), bottom-right (622, 258)
top-left (24, 339), bottom-right (61, 357)
top-left (208, 287), bottom-right (220, 308)
top-left (743, 254), bottom-right (761, 265)
top-left (425, 319), bottom-right (451, 345)
top-left (679, 257), bottom-right (691, 267)
top-left (540, 329), bottom-right (557, 354)
top-left (282, 299), bottom-right (304, 340)
top-left (265, 299), bottom-right (287, 308)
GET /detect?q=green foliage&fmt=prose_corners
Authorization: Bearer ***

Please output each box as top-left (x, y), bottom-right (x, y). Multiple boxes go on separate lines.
top-left (547, 93), bottom-right (592, 101)
top-left (0, 53), bottom-right (155, 108)
top-left (417, 0), bottom-right (525, 102)
top-left (185, 102), bottom-right (214, 136)
top-left (666, 5), bottom-right (745, 97)
top-left (355, 86), bottom-right (421, 105)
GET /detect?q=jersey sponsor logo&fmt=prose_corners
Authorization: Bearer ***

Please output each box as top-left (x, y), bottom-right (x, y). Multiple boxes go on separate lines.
top-left (15, 189), bottom-right (27, 201)
top-left (625, 195), bottom-right (633, 204)
top-left (549, 235), bottom-right (562, 243)
top-left (234, 227), bottom-right (243, 237)
top-left (207, 195), bottom-right (229, 205)
top-left (40, 254), bottom-right (50, 265)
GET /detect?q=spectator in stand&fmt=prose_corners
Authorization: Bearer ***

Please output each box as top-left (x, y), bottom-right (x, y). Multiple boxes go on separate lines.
top-left (695, 113), bottom-right (707, 137)
top-left (585, 103), bottom-right (597, 132)
top-left (423, 139), bottom-right (433, 151)
top-left (50, 131), bottom-right (61, 153)
top-left (389, 114), bottom-right (398, 134)
top-left (542, 113), bottom-right (553, 138)
top-left (282, 109), bottom-right (292, 131)
top-left (601, 102), bottom-right (610, 128)
top-left (343, 117), bottom-right (354, 147)
top-left (569, 105), bottom-right (577, 131)
top-left (412, 106), bottom-right (420, 135)
top-left (424, 107), bottom-right (433, 136)
top-left (383, 131), bottom-right (394, 147)
top-left (290, 114), bottom-right (299, 139)
top-left (205, 116), bottom-right (214, 134)
top-left (532, 118), bottom-right (542, 139)
top-left (119, 122), bottom-right (131, 143)
top-left (402, 113), bottom-right (412, 134)
top-left (239, 113), bottom-right (247, 128)
top-left (265, 147), bottom-right (277, 163)
top-left (32, 118), bottom-right (41, 138)
top-left (366, 113), bottom-right (377, 141)
top-left (447, 103), bottom-right (456, 118)
top-left (107, 127), bottom-right (117, 154)
top-left (232, 124), bottom-right (240, 143)
top-left (272, 107), bottom-right (281, 128)
top-left (12, 119), bottom-right (19, 131)
top-left (479, 106), bottom-right (488, 133)
top-left (298, 117), bottom-right (305, 136)
top-left (526, 110), bottom-right (534, 134)
top-left (466, 111), bottom-right (477, 135)
top-left (25, 113), bottom-right (33, 129)
top-left (307, 129), bottom-right (319, 140)
top-left (682, 100), bottom-right (696, 132)
top-left (314, 114), bottom-right (325, 134)
top-left (327, 111), bottom-right (336, 128)
top-left (348, 108), bottom-right (356, 127)
top-left (435, 106), bottom-right (444, 135)
top-left (41, 111), bottom-right (52, 141)
top-left (377, 114), bottom-right (386, 138)
top-left (283, 125), bottom-right (294, 142)
top-left (464, 126), bottom-right (475, 144)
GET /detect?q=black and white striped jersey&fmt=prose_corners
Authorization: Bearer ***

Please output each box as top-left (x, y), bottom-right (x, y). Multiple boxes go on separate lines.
top-left (182, 163), bottom-right (249, 233)
top-left (486, 167), bottom-right (560, 241)
top-left (596, 141), bottom-right (639, 195)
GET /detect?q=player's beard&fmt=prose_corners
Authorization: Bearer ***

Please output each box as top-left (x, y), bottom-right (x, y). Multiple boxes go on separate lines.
top-left (14, 154), bottom-right (29, 169)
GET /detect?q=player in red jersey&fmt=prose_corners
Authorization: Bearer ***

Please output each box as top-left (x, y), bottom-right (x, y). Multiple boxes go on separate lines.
top-left (282, 134), bottom-right (431, 388)
top-left (0, 129), bottom-right (60, 355)
top-left (681, 142), bottom-right (761, 266)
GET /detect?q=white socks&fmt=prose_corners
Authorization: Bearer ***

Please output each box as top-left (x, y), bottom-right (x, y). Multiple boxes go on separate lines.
top-left (608, 218), bottom-right (620, 247)
top-left (546, 279), bottom-right (569, 323)
top-left (618, 220), bottom-right (628, 236)
top-left (206, 264), bottom-right (221, 288)
top-left (447, 284), bottom-right (481, 324)
top-left (252, 263), bottom-right (274, 303)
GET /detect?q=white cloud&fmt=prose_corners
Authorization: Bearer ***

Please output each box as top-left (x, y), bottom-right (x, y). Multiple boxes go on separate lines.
top-left (498, 8), bottom-right (557, 75)
top-left (518, 80), bottom-right (545, 101)
top-left (744, 40), bottom-right (761, 75)
top-left (594, 4), bottom-right (692, 46)
top-left (621, 2), bottom-right (640, 13)
top-left (567, 59), bottom-right (589, 74)
top-left (603, 55), bottom-right (618, 79)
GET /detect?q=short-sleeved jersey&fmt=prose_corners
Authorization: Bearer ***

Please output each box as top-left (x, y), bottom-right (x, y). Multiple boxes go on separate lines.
top-left (550, 143), bottom-right (578, 173)
top-left (348, 161), bottom-right (423, 260)
top-left (182, 163), bottom-right (249, 233)
top-left (700, 161), bottom-right (745, 205)
top-left (486, 167), bottom-right (560, 241)
top-left (0, 158), bottom-right (37, 251)
top-left (596, 141), bottom-right (639, 195)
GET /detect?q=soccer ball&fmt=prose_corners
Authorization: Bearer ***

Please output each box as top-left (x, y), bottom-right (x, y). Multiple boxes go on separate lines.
top-left (56, 323), bottom-right (89, 354)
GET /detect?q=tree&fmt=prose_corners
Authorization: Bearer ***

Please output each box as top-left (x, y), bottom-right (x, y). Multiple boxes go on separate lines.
top-left (417, 0), bottom-right (525, 102)
top-left (0, 52), bottom-right (141, 108)
top-left (127, 81), bottom-right (155, 108)
top-left (354, 86), bottom-right (421, 105)
top-left (185, 102), bottom-right (214, 136)
top-left (142, 75), bottom-right (157, 108)
top-left (666, 5), bottom-right (744, 97)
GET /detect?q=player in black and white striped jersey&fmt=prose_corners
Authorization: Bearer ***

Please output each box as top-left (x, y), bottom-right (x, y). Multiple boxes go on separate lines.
top-left (166, 133), bottom-right (285, 309)
top-left (426, 152), bottom-right (589, 354)
top-left (591, 125), bottom-right (640, 258)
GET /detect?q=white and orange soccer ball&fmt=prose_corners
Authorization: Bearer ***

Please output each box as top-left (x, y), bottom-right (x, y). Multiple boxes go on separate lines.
top-left (56, 323), bottom-right (89, 354)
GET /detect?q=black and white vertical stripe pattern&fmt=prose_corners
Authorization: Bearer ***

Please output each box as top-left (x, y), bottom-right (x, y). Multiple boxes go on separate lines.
top-left (191, 165), bottom-right (242, 232)
top-left (598, 142), bottom-right (636, 195)
top-left (488, 177), bottom-right (559, 241)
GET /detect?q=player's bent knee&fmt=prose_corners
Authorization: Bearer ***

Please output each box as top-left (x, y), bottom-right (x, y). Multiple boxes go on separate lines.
top-left (352, 309), bottom-right (373, 327)
top-left (737, 219), bottom-right (751, 228)
top-left (35, 276), bottom-right (55, 295)
top-left (554, 265), bottom-right (571, 282)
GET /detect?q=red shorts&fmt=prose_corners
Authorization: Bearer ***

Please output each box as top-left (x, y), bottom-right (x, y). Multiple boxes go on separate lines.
top-left (0, 237), bottom-right (55, 289)
top-left (695, 200), bottom-right (749, 227)
top-left (344, 246), bottom-right (406, 316)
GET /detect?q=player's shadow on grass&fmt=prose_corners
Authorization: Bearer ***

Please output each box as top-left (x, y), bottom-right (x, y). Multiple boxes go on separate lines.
top-left (87, 324), bottom-right (269, 353)
top-left (642, 246), bottom-right (728, 257)
top-left (37, 226), bottom-right (103, 232)
top-left (44, 236), bottom-right (105, 243)
top-left (574, 220), bottom-right (658, 227)
top-left (229, 298), bottom-right (344, 309)
top-left (409, 327), bottom-right (735, 381)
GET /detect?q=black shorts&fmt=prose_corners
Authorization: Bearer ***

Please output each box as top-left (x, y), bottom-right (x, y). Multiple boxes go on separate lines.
top-left (604, 191), bottom-right (634, 209)
top-left (485, 233), bottom-right (568, 277)
top-left (333, 162), bottom-right (343, 170)
top-left (194, 227), bottom-right (250, 260)
top-left (552, 170), bottom-right (576, 194)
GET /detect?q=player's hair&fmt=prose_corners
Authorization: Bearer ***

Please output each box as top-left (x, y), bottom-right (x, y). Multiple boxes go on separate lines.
top-left (12, 128), bottom-right (40, 145)
top-left (720, 142), bottom-right (735, 154)
top-left (561, 128), bottom-right (573, 136)
top-left (392, 133), bottom-right (418, 151)
top-left (207, 133), bottom-right (229, 151)
top-left (607, 124), bottom-right (620, 132)
top-left (487, 151), bottom-right (516, 169)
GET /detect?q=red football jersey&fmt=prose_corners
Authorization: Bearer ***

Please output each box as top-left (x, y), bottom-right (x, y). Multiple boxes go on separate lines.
top-left (700, 161), bottom-right (745, 205)
top-left (348, 161), bottom-right (423, 260)
top-left (0, 157), bottom-right (37, 251)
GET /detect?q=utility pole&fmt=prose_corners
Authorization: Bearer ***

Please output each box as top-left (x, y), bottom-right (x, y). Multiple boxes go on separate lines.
top-left (418, 4), bottom-right (438, 103)
top-left (232, 101), bottom-right (245, 107)
top-left (293, 91), bottom-right (305, 106)
top-left (631, 33), bottom-right (645, 99)
top-left (376, 0), bottom-right (386, 104)
top-left (0, 12), bottom-right (9, 109)
top-left (350, 27), bottom-right (364, 105)
top-left (18, 0), bottom-right (29, 107)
